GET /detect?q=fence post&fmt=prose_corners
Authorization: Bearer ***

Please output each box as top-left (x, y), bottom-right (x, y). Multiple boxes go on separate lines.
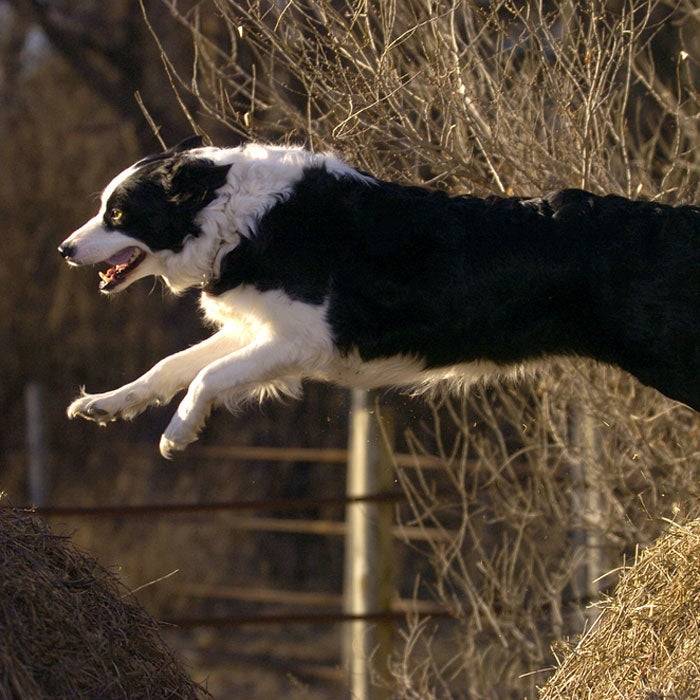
top-left (25, 381), bottom-right (48, 507)
top-left (343, 388), bottom-right (394, 699)
top-left (568, 400), bottom-right (605, 629)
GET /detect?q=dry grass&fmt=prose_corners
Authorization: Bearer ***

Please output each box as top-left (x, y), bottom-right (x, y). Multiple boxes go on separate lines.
top-left (540, 517), bottom-right (700, 699)
top-left (0, 502), bottom-right (209, 700)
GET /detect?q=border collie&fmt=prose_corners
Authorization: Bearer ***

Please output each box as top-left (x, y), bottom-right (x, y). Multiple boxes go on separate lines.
top-left (59, 136), bottom-right (700, 458)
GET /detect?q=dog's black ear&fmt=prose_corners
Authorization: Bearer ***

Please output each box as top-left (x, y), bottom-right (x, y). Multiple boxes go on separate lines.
top-left (168, 159), bottom-right (231, 208)
top-left (168, 135), bottom-right (206, 154)
top-left (135, 136), bottom-right (207, 169)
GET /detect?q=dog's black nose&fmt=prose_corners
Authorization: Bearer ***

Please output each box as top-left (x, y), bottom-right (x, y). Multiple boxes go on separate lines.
top-left (58, 243), bottom-right (74, 260)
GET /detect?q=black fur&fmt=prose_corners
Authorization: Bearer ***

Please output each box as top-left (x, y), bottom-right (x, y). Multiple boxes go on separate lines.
top-left (133, 135), bottom-right (206, 169)
top-left (210, 167), bottom-right (700, 410)
top-left (104, 155), bottom-right (231, 252)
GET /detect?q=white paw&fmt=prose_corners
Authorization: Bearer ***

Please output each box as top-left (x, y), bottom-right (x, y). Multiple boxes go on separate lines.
top-left (67, 393), bottom-right (122, 425)
top-left (159, 434), bottom-right (187, 460)
top-left (159, 414), bottom-right (200, 459)
top-left (67, 387), bottom-right (154, 424)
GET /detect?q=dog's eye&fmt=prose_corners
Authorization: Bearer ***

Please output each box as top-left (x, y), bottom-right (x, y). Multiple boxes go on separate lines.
top-left (109, 208), bottom-right (124, 225)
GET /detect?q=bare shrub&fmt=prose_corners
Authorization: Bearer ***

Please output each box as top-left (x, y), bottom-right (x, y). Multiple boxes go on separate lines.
top-left (389, 372), bottom-right (699, 697)
top-left (148, 0), bottom-right (700, 696)
top-left (155, 0), bottom-right (699, 196)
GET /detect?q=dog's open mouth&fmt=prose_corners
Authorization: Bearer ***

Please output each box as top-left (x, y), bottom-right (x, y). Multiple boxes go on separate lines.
top-left (98, 247), bottom-right (146, 292)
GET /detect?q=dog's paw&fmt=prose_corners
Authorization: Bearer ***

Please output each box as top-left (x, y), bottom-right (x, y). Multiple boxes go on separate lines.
top-left (159, 425), bottom-right (198, 460)
top-left (160, 413), bottom-right (201, 459)
top-left (159, 387), bottom-right (212, 459)
top-left (67, 387), bottom-right (157, 424)
top-left (159, 434), bottom-right (188, 460)
top-left (67, 394), bottom-right (120, 425)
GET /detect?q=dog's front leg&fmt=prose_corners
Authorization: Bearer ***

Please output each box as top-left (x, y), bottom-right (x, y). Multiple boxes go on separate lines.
top-left (159, 338), bottom-right (310, 458)
top-left (68, 329), bottom-right (245, 424)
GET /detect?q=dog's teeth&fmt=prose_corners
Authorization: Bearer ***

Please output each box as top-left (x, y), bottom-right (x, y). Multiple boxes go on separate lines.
top-left (99, 271), bottom-right (111, 283)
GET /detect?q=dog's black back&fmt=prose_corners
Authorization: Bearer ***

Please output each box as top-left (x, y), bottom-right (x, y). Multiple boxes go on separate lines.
top-left (210, 171), bottom-right (700, 410)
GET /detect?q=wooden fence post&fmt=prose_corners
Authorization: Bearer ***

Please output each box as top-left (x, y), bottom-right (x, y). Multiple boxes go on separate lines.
top-left (25, 381), bottom-right (48, 507)
top-left (568, 400), bottom-right (606, 629)
top-left (343, 388), bottom-right (394, 699)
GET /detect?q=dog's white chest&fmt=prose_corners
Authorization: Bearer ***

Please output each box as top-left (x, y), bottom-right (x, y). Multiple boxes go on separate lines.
top-left (199, 287), bottom-right (335, 350)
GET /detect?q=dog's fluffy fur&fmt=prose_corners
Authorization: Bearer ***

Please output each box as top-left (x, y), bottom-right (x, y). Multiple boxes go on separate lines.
top-left (58, 137), bottom-right (700, 458)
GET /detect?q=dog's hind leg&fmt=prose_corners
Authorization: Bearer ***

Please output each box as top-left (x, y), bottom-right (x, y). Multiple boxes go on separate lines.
top-left (68, 329), bottom-right (247, 424)
top-left (159, 337), bottom-right (320, 458)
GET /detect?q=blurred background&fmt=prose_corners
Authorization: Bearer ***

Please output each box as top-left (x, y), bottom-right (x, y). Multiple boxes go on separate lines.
top-left (1, 1), bottom-right (700, 697)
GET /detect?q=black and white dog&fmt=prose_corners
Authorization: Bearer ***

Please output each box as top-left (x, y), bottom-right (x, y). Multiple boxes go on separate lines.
top-left (59, 137), bottom-right (700, 458)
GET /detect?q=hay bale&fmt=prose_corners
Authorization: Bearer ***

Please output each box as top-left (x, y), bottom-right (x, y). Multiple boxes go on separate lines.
top-left (0, 505), bottom-right (208, 699)
top-left (540, 519), bottom-right (700, 700)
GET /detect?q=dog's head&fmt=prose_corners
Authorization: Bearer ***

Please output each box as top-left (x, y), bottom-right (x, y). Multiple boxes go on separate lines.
top-left (58, 136), bottom-right (231, 294)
